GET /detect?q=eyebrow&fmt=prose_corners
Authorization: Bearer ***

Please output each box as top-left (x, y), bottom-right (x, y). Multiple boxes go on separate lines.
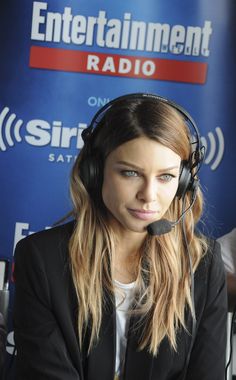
top-left (116, 160), bottom-right (180, 172)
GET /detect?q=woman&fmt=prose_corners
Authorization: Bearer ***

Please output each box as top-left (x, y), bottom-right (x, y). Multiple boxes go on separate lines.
top-left (13, 93), bottom-right (227, 380)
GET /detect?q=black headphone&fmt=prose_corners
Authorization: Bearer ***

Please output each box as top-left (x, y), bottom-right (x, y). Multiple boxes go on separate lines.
top-left (80, 93), bottom-right (204, 201)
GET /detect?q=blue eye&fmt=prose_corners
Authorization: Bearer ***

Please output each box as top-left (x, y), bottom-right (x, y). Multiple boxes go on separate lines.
top-left (121, 170), bottom-right (139, 177)
top-left (159, 174), bottom-right (175, 182)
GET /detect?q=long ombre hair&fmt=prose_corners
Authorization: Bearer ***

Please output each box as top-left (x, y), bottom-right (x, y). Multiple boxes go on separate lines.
top-left (69, 97), bottom-right (207, 355)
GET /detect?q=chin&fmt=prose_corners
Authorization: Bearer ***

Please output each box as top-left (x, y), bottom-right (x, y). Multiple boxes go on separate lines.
top-left (126, 222), bottom-right (150, 234)
top-left (109, 214), bottom-right (152, 234)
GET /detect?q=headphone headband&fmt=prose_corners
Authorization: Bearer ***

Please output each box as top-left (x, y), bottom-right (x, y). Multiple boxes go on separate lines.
top-left (84, 93), bottom-right (201, 155)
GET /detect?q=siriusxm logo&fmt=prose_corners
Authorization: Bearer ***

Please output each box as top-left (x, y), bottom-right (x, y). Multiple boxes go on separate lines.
top-left (0, 107), bottom-right (23, 151)
top-left (0, 106), bottom-right (87, 152)
top-left (201, 128), bottom-right (224, 171)
top-left (0, 106), bottom-right (225, 170)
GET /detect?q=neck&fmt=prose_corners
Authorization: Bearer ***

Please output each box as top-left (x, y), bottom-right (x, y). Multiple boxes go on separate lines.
top-left (116, 227), bottom-right (146, 256)
top-left (112, 232), bottom-right (146, 284)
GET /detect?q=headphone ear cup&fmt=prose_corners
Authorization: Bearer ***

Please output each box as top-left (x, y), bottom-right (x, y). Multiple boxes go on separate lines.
top-left (79, 156), bottom-right (98, 192)
top-left (176, 164), bottom-right (192, 199)
top-left (79, 155), bottom-right (102, 199)
top-left (80, 125), bottom-right (103, 202)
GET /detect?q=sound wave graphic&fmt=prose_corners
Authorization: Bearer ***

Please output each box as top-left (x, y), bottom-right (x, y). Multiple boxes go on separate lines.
top-left (0, 107), bottom-right (23, 151)
top-left (201, 127), bottom-right (224, 170)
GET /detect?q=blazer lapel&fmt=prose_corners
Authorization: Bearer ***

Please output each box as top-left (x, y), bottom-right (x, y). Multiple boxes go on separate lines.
top-left (84, 291), bottom-right (116, 380)
top-left (123, 316), bottom-right (154, 380)
top-left (124, 316), bottom-right (189, 380)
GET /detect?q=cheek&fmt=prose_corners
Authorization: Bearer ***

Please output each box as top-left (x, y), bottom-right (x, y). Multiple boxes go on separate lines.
top-left (103, 171), bottom-right (129, 198)
top-left (102, 180), bottom-right (127, 209)
top-left (161, 181), bottom-right (179, 205)
top-left (102, 175), bottom-right (121, 209)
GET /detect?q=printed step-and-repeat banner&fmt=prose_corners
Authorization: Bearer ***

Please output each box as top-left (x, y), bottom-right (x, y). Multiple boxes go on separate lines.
top-left (1, 0), bottom-right (235, 374)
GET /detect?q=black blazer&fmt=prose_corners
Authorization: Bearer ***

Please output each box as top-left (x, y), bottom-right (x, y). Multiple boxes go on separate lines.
top-left (13, 221), bottom-right (227, 380)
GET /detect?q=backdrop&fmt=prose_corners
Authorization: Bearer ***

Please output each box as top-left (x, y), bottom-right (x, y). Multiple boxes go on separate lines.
top-left (0, 0), bottom-right (235, 371)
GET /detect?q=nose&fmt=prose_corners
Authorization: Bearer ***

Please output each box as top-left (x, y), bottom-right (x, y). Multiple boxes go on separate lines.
top-left (137, 178), bottom-right (158, 203)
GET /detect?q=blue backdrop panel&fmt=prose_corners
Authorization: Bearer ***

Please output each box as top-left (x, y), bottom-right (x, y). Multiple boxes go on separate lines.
top-left (0, 0), bottom-right (235, 371)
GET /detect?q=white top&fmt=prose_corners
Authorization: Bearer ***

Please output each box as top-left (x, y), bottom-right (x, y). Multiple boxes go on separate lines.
top-left (114, 279), bottom-right (136, 379)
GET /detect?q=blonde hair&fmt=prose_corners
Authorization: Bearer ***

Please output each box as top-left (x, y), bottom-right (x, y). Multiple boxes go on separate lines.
top-left (69, 97), bottom-right (207, 355)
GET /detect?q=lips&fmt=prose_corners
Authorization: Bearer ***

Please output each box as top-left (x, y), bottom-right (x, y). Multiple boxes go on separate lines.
top-left (128, 208), bottom-right (159, 221)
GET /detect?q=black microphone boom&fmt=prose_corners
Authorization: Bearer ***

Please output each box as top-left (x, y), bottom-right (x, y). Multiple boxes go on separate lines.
top-left (147, 219), bottom-right (174, 236)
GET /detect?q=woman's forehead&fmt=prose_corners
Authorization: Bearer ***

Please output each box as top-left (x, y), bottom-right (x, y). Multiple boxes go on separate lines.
top-left (105, 137), bottom-right (181, 170)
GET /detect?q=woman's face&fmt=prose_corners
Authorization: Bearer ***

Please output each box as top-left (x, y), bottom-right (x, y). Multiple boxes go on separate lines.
top-left (102, 136), bottom-right (181, 236)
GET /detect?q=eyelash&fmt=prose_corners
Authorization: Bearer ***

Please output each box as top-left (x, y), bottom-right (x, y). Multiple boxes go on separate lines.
top-left (120, 170), bottom-right (176, 182)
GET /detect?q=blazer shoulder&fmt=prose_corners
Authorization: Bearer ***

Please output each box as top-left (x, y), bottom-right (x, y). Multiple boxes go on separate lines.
top-left (14, 220), bottom-right (75, 266)
top-left (195, 237), bottom-right (225, 291)
top-left (17, 220), bottom-right (75, 246)
top-left (202, 238), bottom-right (223, 270)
